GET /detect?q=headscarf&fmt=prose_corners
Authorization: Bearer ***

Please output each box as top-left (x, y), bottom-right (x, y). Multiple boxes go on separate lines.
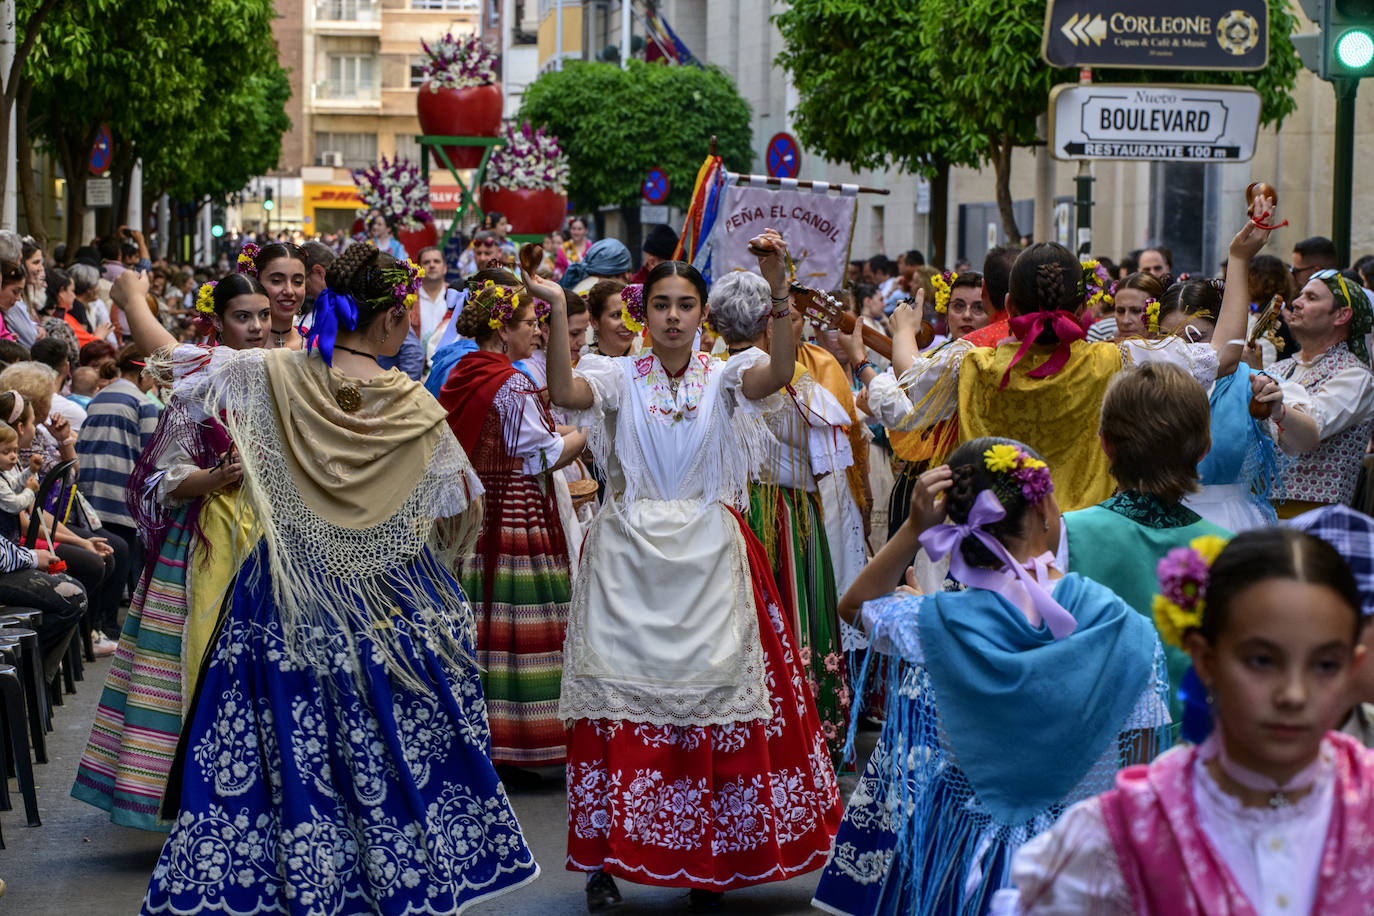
top-left (559, 238), bottom-right (632, 290)
top-left (1316, 269), bottom-right (1373, 364)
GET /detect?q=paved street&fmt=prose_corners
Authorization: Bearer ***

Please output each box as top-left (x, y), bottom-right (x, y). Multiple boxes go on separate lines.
top-left (3, 656), bottom-right (865, 915)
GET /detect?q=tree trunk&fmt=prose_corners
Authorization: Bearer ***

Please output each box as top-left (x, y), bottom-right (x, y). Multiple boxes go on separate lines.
top-left (55, 116), bottom-right (97, 254)
top-left (0, 0), bottom-right (65, 212)
top-left (991, 133), bottom-right (1020, 242)
top-left (15, 84), bottom-right (45, 248)
top-left (930, 160), bottom-right (950, 268)
top-left (108, 140), bottom-right (135, 237)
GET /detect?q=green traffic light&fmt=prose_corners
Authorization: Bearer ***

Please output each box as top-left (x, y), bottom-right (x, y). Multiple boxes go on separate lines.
top-left (211, 225), bottom-right (224, 238)
top-left (263, 199), bottom-right (275, 211)
top-left (1336, 29), bottom-right (1374, 69)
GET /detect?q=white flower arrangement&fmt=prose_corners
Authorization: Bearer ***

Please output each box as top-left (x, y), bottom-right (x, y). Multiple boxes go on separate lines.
top-left (420, 32), bottom-right (498, 91)
top-left (482, 121), bottom-right (570, 194)
top-left (351, 156), bottom-right (432, 232)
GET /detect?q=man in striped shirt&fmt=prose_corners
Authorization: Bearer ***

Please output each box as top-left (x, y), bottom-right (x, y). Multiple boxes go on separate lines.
top-left (75, 343), bottom-right (158, 642)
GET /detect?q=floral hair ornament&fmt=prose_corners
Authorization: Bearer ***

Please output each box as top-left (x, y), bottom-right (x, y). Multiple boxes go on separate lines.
top-left (931, 271), bottom-right (956, 314)
top-left (983, 443), bottom-right (1054, 504)
top-left (480, 279), bottom-right (522, 330)
top-left (195, 281), bottom-right (217, 316)
top-left (1151, 534), bottom-right (1229, 649)
top-left (1145, 297), bottom-right (1161, 334)
top-left (918, 488), bottom-right (1078, 639)
top-left (236, 242), bottom-right (261, 276)
top-left (620, 283), bottom-right (646, 334)
top-left (374, 258), bottom-right (424, 311)
top-left (533, 298), bottom-right (551, 323)
top-left (1083, 260), bottom-right (1114, 312)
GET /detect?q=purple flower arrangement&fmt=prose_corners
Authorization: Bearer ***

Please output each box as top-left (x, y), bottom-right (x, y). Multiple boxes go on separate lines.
top-left (482, 121), bottom-right (570, 195)
top-left (419, 31), bottom-right (497, 91)
top-left (351, 156), bottom-right (432, 232)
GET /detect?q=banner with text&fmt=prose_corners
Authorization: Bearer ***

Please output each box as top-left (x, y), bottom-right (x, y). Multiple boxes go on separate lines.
top-left (708, 183), bottom-right (857, 289)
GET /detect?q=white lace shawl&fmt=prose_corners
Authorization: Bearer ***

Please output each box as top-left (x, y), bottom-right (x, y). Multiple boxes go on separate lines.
top-left (149, 344), bottom-right (484, 690)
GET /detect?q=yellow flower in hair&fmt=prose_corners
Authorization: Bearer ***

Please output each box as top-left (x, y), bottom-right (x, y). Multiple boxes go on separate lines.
top-left (1151, 594), bottom-right (1202, 651)
top-left (621, 306), bottom-right (645, 334)
top-left (983, 444), bottom-right (1020, 474)
top-left (1190, 534), bottom-right (1227, 565)
top-left (931, 271), bottom-right (955, 314)
top-left (403, 293), bottom-right (417, 309)
top-left (194, 281), bottom-right (217, 316)
top-left (487, 316), bottom-right (501, 330)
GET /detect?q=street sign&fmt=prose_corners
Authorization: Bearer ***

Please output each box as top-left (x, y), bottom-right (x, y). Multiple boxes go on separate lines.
top-left (640, 204), bottom-right (670, 225)
top-left (86, 177), bottom-right (113, 207)
top-left (765, 132), bottom-right (801, 179)
top-left (642, 168), bottom-right (670, 204)
top-left (1049, 83), bottom-right (1262, 162)
top-left (89, 124), bottom-right (113, 176)
top-left (1042, 0), bottom-right (1268, 70)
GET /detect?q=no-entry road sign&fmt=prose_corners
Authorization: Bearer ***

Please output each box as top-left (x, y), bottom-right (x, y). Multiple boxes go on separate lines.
top-left (1049, 83), bottom-right (1262, 162)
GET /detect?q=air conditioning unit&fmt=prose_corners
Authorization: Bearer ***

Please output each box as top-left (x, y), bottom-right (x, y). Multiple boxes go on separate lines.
top-left (317, 151), bottom-right (345, 167)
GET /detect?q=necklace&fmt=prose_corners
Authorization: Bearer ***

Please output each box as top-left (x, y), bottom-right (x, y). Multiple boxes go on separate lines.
top-left (1211, 736), bottom-right (1325, 809)
top-left (270, 326), bottom-right (292, 346)
top-left (727, 345), bottom-right (753, 356)
top-left (334, 344), bottom-right (379, 363)
top-left (662, 356), bottom-right (691, 400)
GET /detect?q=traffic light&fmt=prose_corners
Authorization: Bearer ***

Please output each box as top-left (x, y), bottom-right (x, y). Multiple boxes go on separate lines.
top-left (1295, 0), bottom-right (1374, 80)
top-left (263, 188), bottom-right (274, 212)
top-left (211, 204), bottom-right (226, 238)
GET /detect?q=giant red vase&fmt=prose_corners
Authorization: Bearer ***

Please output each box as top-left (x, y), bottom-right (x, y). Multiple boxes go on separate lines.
top-left (480, 187), bottom-right (567, 236)
top-left (396, 220), bottom-right (438, 259)
top-left (416, 82), bottom-right (503, 170)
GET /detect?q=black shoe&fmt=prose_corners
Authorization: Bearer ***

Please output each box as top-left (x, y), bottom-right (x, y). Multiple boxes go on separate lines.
top-left (688, 889), bottom-right (723, 911)
top-left (586, 870), bottom-right (623, 913)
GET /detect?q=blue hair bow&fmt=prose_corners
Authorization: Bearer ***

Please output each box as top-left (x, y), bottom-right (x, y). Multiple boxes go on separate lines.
top-left (302, 288), bottom-right (359, 366)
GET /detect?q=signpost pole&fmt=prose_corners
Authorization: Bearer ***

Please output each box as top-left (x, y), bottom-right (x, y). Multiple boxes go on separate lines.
top-left (1074, 68), bottom-right (1094, 255)
top-left (1332, 78), bottom-right (1357, 268)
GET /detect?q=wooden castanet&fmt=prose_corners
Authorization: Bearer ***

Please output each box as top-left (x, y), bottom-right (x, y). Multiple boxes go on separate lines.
top-left (518, 243), bottom-right (544, 276)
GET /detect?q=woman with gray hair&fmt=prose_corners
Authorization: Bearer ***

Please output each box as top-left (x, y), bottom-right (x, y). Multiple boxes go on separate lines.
top-left (711, 267), bottom-right (858, 764)
top-left (70, 262), bottom-right (115, 343)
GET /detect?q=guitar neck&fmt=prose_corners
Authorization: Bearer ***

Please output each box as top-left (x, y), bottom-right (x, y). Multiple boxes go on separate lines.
top-left (826, 310), bottom-right (894, 361)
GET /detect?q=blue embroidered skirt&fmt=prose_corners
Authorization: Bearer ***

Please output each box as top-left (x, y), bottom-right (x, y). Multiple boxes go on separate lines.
top-left (142, 543), bottom-right (539, 915)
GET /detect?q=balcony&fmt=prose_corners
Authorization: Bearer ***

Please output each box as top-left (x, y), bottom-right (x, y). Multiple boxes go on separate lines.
top-left (311, 79), bottom-right (383, 112)
top-left (313, 0), bottom-right (382, 34)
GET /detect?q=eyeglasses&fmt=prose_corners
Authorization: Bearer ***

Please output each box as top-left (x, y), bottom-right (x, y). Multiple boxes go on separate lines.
top-left (1291, 264), bottom-right (1318, 278)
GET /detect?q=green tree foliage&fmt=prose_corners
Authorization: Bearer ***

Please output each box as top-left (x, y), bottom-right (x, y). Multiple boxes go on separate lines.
top-left (24, 0), bottom-right (290, 249)
top-left (518, 60), bottom-right (752, 211)
top-left (778, 0), bottom-right (1301, 243)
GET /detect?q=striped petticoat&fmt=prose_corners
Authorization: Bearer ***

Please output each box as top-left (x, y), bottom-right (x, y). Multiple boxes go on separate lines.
top-left (72, 505), bottom-right (197, 830)
top-left (746, 484), bottom-right (850, 766)
top-left (461, 469), bottom-right (573, 766)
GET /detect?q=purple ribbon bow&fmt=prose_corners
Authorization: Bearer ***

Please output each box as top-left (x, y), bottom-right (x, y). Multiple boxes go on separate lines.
top-left (917, 489), bottom-right (1078, 639)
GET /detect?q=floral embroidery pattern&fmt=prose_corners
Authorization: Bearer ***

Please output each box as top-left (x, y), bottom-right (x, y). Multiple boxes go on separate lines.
top-left (635, 352), bottom-right (711, 423)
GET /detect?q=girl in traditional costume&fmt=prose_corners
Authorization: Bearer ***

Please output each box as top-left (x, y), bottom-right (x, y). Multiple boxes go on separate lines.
top-left (709, 268), bottom-right (855, 765)
top-left (73, 274), bottom-right (269, 830)
top-left (997, 527), bottom-right (1374, 916)
top-left (813, 438), bottom-right (1168, 916)
top-left (437, 270), bottom-right (584, 774)
top-left (1159, 279), bottom-right (1288, 531)
top-left (113, 246), bottom-right (538, 913)
top-left (239, 241), bottom-right (309, 351)
top-left (536, 233), bottom-right (842, 911)
top-left (865, 201), bottom-right (1276, 513)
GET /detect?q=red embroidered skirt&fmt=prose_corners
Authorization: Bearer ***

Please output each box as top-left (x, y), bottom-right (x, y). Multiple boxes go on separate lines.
top-left (565, 511), bottom-right (843, 890)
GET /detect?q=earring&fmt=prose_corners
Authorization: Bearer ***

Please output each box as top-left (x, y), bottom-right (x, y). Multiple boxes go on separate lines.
top-left (1041, 517), bottom-right (1050, 532)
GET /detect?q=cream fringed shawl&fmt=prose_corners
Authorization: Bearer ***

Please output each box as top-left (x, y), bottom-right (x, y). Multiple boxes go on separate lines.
top-left (148, 344), bottom-right (484, 690)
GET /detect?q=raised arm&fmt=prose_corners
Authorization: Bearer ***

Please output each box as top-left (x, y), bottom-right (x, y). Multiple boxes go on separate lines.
top-left (110, 268), bottom-right (176, 355)
top-left (888, 292), bottom-right (924, 378)
top-left (739, 229), bottom-right (797, 401)
top-left (520, 249), bottom-right (594, 410)
top-left (1211, 193), bottom-right (1275, 377)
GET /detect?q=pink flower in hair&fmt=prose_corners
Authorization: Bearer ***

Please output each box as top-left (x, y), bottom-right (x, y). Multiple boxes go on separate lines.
top-left (1157, 546), bottom-right (1210, 611)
